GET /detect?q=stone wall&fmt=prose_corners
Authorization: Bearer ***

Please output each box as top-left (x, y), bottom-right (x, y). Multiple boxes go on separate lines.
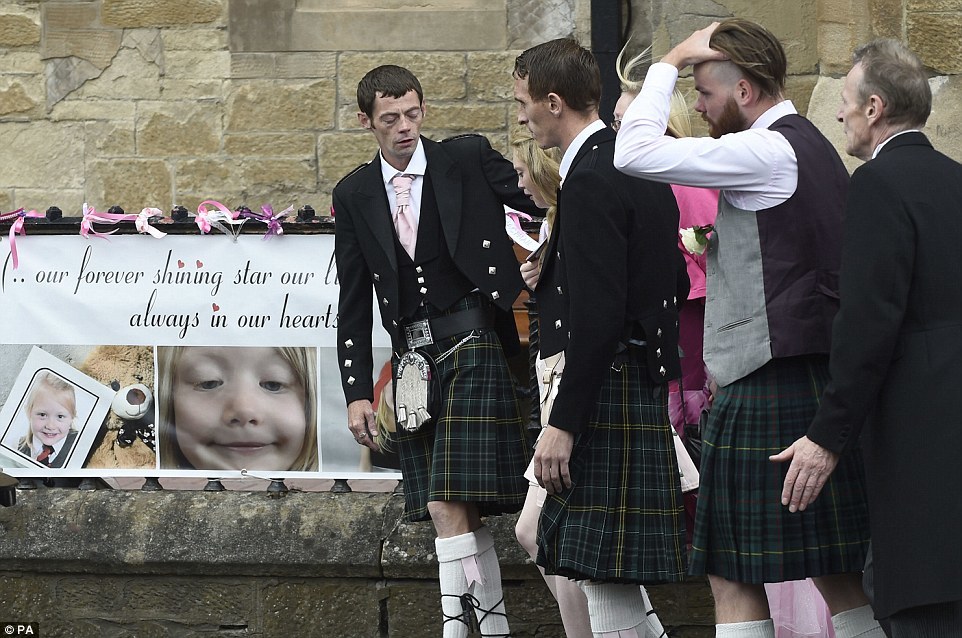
top-left (0, 487), bottom-right (715, 637)
top-left (2, 0), bottom-right (959, 217)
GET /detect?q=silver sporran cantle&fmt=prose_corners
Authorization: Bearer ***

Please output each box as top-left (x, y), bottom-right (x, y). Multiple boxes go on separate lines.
top-left (394, 350), bottom-right (437, 432)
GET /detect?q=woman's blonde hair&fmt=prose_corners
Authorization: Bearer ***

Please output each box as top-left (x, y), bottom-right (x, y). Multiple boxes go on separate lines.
top-left (19, 371), bottom-right (78, 448)
top-left (511, 134), bottom-right (562, 231)
top-left (616, 41), bottom-right (693, 139)
top-left (157, 346), bottom-right (318, 471)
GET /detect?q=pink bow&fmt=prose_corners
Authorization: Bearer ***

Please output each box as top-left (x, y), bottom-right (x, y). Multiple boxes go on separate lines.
top-left (195, 200), bottom-right (245, 236)
top-left (136, 208), bottom-right (167, 238)
top-left (0, 207), bottom-right (44, 269)
top-left (239, 204), bottom-right (292, 240)
top-left (80, 203), bottom-right (136, 239)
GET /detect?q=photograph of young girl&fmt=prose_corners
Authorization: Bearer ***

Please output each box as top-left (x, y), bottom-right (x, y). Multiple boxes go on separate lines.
top-left (15, 370), bottom-right (80, 468)
top-left (156, 346), bottom-right (319, 471)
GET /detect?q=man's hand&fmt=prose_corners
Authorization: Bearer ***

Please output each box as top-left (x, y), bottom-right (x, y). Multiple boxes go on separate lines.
top-left (348, 399), bottom-right (380, 452)
top-left (661, 22), bottom-right (729, 70)
top-left (770, 436), bottom-right (839, 513)
top-left (520, 258), bottom-right (541, 290)
top-left (533, 425), bottom-right (574, 495)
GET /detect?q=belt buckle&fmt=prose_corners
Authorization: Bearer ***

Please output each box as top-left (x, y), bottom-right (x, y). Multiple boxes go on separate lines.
top-left (404, 319), bottom-right (434, 349)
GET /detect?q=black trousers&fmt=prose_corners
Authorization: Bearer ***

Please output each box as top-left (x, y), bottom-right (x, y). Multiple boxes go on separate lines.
top-left (888, 600), bottom-right (962, 638)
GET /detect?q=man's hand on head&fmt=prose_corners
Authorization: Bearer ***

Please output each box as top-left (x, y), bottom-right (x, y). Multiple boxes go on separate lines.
top-left (662, 22), bottom-right (729, 70)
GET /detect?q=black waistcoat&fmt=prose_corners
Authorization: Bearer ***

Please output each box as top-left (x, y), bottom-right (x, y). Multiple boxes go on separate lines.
top-left (396, 173), bottom-right (474, 318)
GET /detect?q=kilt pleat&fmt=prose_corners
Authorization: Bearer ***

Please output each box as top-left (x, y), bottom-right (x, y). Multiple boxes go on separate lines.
top-left (536, 359), bottom-right (687, 584)
top-left (688, 355), bottom-right (871, 583)
top-left (394, 296), bottom-right (530, 523)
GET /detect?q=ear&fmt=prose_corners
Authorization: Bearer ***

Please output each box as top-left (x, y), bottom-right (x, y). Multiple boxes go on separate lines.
top-left (865, 94), bottom-right (884, 123)
top-left (546, 92), bottom-right (563, 117)
top-left (357, 111), bottom-right (372, 129)
top-left (734, 78), bottom-right (754, 105)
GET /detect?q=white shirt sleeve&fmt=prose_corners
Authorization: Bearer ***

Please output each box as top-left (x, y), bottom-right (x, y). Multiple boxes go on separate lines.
top-left (613, 62), bottom-right (799, 211)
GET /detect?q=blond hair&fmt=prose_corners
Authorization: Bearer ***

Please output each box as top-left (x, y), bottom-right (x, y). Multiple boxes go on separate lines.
top-left (511, 134), bottom-right (561, 231)
top-left (616, 41), bottom-right (693, 139)
top-left (19, 371), bottom-right (78, 449)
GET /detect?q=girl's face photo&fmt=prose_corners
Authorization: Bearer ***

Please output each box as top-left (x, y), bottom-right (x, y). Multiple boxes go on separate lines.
top-left (29, 389), bottom-right (74, 445)
top-left (172, 347), bottom-right (307, 470)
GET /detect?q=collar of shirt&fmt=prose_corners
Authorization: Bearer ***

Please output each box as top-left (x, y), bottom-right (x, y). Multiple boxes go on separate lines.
top-left (32, 436), bottom-right (68, 460)
top-left (750, 100), bottom-right (799, 130)
top-left (872, 129), bottom-right (921, 159)
top-left (380, 139), bottom-right (427, 222)
top-left (560, 119), bottom-right (608, 182)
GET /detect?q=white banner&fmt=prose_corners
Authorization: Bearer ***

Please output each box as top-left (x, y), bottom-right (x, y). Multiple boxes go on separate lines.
top-left (0, 233), bottom-right (397, 479)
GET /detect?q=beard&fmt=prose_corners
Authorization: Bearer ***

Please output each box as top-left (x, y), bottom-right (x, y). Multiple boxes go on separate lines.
top-left (706, 96), bottom-right (748, 138)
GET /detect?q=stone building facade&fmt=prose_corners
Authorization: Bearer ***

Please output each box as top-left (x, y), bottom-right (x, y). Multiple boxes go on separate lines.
top-left (1, 0), bottom-right (960, 216)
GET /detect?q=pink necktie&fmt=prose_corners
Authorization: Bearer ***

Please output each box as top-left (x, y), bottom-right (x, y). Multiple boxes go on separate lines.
top-left (392, 174), bottom-right (417, 259)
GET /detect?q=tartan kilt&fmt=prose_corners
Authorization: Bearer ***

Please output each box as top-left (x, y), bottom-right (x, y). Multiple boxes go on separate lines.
top-left (394, 297), bottom-right (530, 523)
top-left (536, 357), bottom-right (687, 584)
top-left (688, 355), bottom-right (871, 583)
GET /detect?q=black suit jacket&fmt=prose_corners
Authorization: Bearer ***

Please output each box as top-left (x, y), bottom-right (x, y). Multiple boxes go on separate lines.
top-left (807, 132), bottom-right (962, 617)
top-left (333, 134), bottom-right (543, 404)
top-left (537, 127), bottom-right (688, 433)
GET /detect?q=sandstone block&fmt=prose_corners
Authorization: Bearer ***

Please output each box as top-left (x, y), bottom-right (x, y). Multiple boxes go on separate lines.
top-left (162, 27), bottom-right (228, 51)
top-left (137, 102), bottom-right (222, 156)
top-left (908, 13), bottom-right (962, 74)
top-left (0, 121), bottom-right (84, 188)
top-left (158, 79), bottom-right (225, 101)
top-left (927, 75), bottom-right (962, 163)
top-left (125, 580), bottom-right (252, 620)
top-left (42, 28), bottom-right (123, 69)
top-left (318, 133), bottom-right (375, 184)
top-left (817, 22), bottom-right (863, 76)
top-left (0, 12), bottom-right (40, 47)
top-left (85, 120), bottom-right (135, 156)
top-left (468, 52), bottom-right (519, 102)
top-left (12, 188), bottom-right (84, 216)
top-left (870, 0), bottom-right (903, 39)
top-left (165, 50), bottom-right (230, 80)
top-left (226, 80), bottom-right (335, 132)
top-left (225, 132), bottom-right (315, 157)
top-left (49, 98), bottom-right (136, 122)
top-left (123, 28), bottom-right (165, 70)
top-left (0, 80), bottom-right (40, 118)
top-left (45, 56), bottom-right (104, 110)
top-left (908, 0), bottom-right (962, 9)
top-left (290, 7), bottom-right (506, 51)
top-left (42, 2), bottom-right (100, 31)
top-left (426, 103), bottom-right (511, 133)
top-left (262, 581), bottom-right (382, 637)
top-left (102, 0), bottom-right (224, 28)
top-left (807, 76), bottom-right (860, 173)
top-left (338, 53), bottom-right (467, 105)
top-left (74, 48), bottom-right (162, 101)
top-left (87, 159), bottom-right (173, 211)
top-left (0, 51), bottom-right (44, 74)
top-left (227, 0), bottom-right (296, 53)
top-left (0, 189), bottom-right (11, 211)
top-left (508, 0), bottom-right (576, 49)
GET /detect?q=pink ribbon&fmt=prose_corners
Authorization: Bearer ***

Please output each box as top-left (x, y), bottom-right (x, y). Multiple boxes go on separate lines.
top-left (0, 207), bottom-right (44, 269)
top-left (460, 556), bottom-right (484, 588)
top-left (195, 200), bottom-right (245, 236)
top-left (505, 209), bottom-right (533, 234)
top-left (80, 203), bottom-right (138, 239)
top-left (136, 208), bottom-right (167, 238)
top-left (239, 204), bottom-right (292, 240)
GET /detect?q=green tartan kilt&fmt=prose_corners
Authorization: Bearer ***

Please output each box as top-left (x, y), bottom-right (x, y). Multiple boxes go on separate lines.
top-left (689, 355), bottom-right (871, 583)
top-left (394, 298), bottom-right (529, 523)
top-left (536, 358), bottom-right (687, 584)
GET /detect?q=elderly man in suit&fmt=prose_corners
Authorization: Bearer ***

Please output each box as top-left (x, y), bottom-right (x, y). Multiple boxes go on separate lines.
top-left (775, 39), bottom-right (962, 636)
top-left (513, 38), bottom-right (689, 636)
top-left (332, 65), bottom-right (542, 638)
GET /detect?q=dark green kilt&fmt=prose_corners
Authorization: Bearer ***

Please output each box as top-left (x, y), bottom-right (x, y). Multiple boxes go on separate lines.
top-left (394, 296), bottom-right (529, 523)
top-left (536, 357), bottom-right (687, 584)
top-left (688, 355), bottom-right (871, 582)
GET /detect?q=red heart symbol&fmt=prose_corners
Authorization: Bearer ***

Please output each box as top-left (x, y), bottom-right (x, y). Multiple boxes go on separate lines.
top-left (212, 303), bottom-right (220, 312)
top-left (196, 260), bottom-right (203, 268)
top-left (177, 260), bottom-right (185, 268)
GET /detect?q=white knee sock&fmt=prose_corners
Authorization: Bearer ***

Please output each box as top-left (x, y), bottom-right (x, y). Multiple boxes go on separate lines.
top-left (832, 604), bottom-right (885, 638)
top-left (715, 619), bottom-right (775, 637)
top-left (436, 532), bottom-right (476, 638)
top-left (472, 526), bottom-right (510, 637)
top-left (640, 586), bottom-right (666, 638)
top-left (579, 580), bottom-right (646, 637)
top-left (435, 528), bottom-right (510, 638)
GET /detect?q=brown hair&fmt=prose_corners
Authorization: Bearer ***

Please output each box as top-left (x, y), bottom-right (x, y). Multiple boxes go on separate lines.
top-left (514, 38), bottom-right (601, 113)
top-left (357, 65), bottom-right (424, 119)
top-left (709, 18), bottom-right (786, 100)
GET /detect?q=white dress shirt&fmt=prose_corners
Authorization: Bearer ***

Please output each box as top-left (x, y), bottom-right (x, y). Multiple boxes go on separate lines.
top-left (613, 62), bottom-right (800, 212)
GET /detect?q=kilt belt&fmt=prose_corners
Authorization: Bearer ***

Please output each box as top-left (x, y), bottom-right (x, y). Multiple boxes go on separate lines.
top-left (402, 303), bottom-right (495, 349)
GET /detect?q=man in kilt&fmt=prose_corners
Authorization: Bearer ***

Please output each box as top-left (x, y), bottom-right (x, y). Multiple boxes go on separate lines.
top-left (513, 38), bottom-right (690, 636)
top-left (333, 65), bottom-right (542, 638)
top-left (613, 19), bottom-right (885, 637)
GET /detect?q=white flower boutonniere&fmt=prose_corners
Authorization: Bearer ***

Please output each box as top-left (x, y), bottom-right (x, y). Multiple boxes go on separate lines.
top-left (679, 224), bottom-right (715, 255)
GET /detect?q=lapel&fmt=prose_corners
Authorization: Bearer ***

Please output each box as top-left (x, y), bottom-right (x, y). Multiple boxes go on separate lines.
top-left (422, 138), bottom-right (463, 259)
top-left (349, 151), bottom-right (398, 272)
